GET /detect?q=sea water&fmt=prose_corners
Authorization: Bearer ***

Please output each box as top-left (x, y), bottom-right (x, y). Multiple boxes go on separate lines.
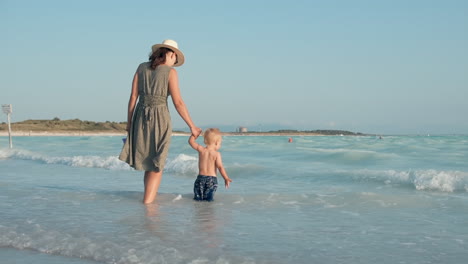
top-left (1, 135), bottom-right (467, 264)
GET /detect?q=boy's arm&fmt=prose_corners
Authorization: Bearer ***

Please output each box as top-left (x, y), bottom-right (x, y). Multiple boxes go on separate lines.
top-left (215, 152), bottom-right (232, 188)
top-left (188, 134), bottom-right (203, 151)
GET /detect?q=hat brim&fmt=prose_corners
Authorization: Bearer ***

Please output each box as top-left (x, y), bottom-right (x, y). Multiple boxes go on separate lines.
top-left (151, 44), bottom-right (185, 67)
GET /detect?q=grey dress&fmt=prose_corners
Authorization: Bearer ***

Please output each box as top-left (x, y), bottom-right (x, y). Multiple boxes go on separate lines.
top-left (119, 63), bottom-right (172, 172)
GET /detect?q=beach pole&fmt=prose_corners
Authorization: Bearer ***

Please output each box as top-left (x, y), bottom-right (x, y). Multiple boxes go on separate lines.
top-left (2, 104), bottom-right (13, 149)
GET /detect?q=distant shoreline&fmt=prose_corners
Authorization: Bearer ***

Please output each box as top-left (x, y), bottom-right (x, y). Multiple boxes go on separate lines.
top-left (0, 119), bottom-right (368, 137)
top-left (0, 131), bottom-right (332, 137)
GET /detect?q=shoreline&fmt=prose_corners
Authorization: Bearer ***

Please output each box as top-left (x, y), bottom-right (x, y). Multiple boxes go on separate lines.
top-left (0, 131), bottom-right (127, 137)
top-left (0, 131), bottom-right (331, 137)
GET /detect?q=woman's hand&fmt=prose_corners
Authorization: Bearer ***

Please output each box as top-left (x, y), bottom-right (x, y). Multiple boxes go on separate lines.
top-left (191, 126), bottom-right (202, 139)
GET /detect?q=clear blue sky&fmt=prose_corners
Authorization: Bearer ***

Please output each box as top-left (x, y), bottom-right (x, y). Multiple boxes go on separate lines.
top-left (2, 0), bottom-right (467, 134)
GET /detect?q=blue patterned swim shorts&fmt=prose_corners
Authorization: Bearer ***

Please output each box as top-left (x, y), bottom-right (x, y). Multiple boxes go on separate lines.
top-left (194, 175), bottom-right (218, 201)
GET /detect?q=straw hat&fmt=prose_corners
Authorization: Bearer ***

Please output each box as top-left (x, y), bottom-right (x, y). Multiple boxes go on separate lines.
top-left (151, 39), bottom-right (185, 67)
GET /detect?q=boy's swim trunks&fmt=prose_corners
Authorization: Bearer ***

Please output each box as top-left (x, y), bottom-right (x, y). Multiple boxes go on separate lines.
top-left (194, 175), bottom-right (218, 201)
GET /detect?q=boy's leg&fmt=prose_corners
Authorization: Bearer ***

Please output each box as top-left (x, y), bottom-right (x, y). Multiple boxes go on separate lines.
top-left (194, 175), bottom-right (204, 201)
top-left (204, 177), bottom-right (218, 202)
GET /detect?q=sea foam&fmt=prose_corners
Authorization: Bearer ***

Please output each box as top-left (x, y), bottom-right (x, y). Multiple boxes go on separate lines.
top-left (0, 148), bottom-right (131, 170)
top-left (0, 221), bottom-right (184, 264)
top-left (349, 169), bottom-right (468, 192)
top-left (1, 149), bottom-right (200, 174)
top-left (164, 154), bottom-right (198, 175)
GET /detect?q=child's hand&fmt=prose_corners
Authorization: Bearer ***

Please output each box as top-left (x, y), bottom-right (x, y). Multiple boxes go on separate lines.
top-left (224, 178), bottom-right (232, 189)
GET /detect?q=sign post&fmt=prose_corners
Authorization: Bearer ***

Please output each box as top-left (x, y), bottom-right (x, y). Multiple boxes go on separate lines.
top-left (2, 104), bottom-right (13, 148)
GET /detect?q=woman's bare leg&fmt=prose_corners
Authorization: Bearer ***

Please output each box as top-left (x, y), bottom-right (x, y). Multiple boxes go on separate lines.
top-left (143, 171), bottom-right (163, 204)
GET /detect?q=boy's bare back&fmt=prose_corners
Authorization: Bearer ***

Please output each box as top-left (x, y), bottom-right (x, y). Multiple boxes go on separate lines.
top-left (196, 146), bottom-right (221, 177)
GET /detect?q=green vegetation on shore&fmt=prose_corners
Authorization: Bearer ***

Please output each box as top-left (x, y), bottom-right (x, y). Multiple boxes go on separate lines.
top-left (0, 118), bottom-right (366, 136)
top-left (0, 118), bottom-right (126, 132)
top-left (245, 129), bottom-right (366, 136)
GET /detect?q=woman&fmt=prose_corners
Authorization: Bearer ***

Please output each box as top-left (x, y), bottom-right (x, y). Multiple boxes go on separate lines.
top-left (119, 39), bottom-right (201, 204)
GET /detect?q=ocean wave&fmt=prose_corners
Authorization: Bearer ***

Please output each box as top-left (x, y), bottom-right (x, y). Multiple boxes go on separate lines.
top-left (0, 221), bottom-right (184, 264)
top-left (0, 220), bottom-right (253, 264)
top-left (0, 149), bottom-right (201, 173)
top-left (0, 149), bottom-right (229, 175)
top-left (348, 169), bottom-right (468, 192)
top-left (165, 154), bottom-right (198, 175)
top-left (0, 148), bottom-right (131, 170)
top-left (163, 154), bottom-right (268, 176)
top-left (296, 147), bottom-right (399, 162)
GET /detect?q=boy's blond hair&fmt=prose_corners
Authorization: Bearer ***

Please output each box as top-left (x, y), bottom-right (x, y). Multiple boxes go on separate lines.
top-left (203, 128), bottom-right (221, 145)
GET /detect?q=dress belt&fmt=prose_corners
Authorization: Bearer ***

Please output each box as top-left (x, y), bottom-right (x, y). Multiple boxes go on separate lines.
top-left (140, 95), bottom-right (167, 122)
top-left (141, 95), bottom-right (167, 106)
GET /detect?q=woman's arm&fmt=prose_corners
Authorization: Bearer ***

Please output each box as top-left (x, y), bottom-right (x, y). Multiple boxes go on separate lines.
top-left (168, 68), bottom-right (201, 137)
top-left (126, 72), bottom-right (139, 132)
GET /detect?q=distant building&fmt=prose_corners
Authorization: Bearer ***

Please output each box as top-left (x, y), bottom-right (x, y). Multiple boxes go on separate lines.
top-left (238, 126), bottom-right (248, 133)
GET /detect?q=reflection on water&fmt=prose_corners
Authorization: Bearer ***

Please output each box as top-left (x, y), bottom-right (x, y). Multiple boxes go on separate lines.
top-left (192, 202), bottom-right (221, 248)
top-left (144, 202), bottom-right (169, 241)
top-left (143, 196), bottom-right (233, 256)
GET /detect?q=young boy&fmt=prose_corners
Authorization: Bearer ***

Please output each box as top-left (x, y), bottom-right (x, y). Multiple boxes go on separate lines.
top-left (189, 128), bottom-right (232, 201)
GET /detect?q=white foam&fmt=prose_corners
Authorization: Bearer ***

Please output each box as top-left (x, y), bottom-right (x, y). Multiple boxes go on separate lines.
top-left (187, 257), bottom-right (238, 264)
top-left (308, 147), bottom-right (399, 160)
top-left (172, 194), bottom-right (182, 202)
top-left (0, 222), bottom-right (184, 264)
top-left (350, 169), bottom-right (468, 192)
top-left (233, 197), bottom-right (245, 204)
top-left (0, 149), bottom-right (208, 174)
top-left (164, 154), bottom-right (198, 175)
top-left (0, 148), bottom-right (131, 170)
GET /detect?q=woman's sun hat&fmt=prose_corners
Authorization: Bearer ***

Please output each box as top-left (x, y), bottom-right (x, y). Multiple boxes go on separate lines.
top-left (151, 39), bottom-right (185, 67)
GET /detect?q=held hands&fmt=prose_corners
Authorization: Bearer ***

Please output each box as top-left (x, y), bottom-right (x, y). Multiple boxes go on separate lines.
top-left (191, 126), bottom-right (202, 139)
top-left (224, 178), bottom-right (232, 189)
